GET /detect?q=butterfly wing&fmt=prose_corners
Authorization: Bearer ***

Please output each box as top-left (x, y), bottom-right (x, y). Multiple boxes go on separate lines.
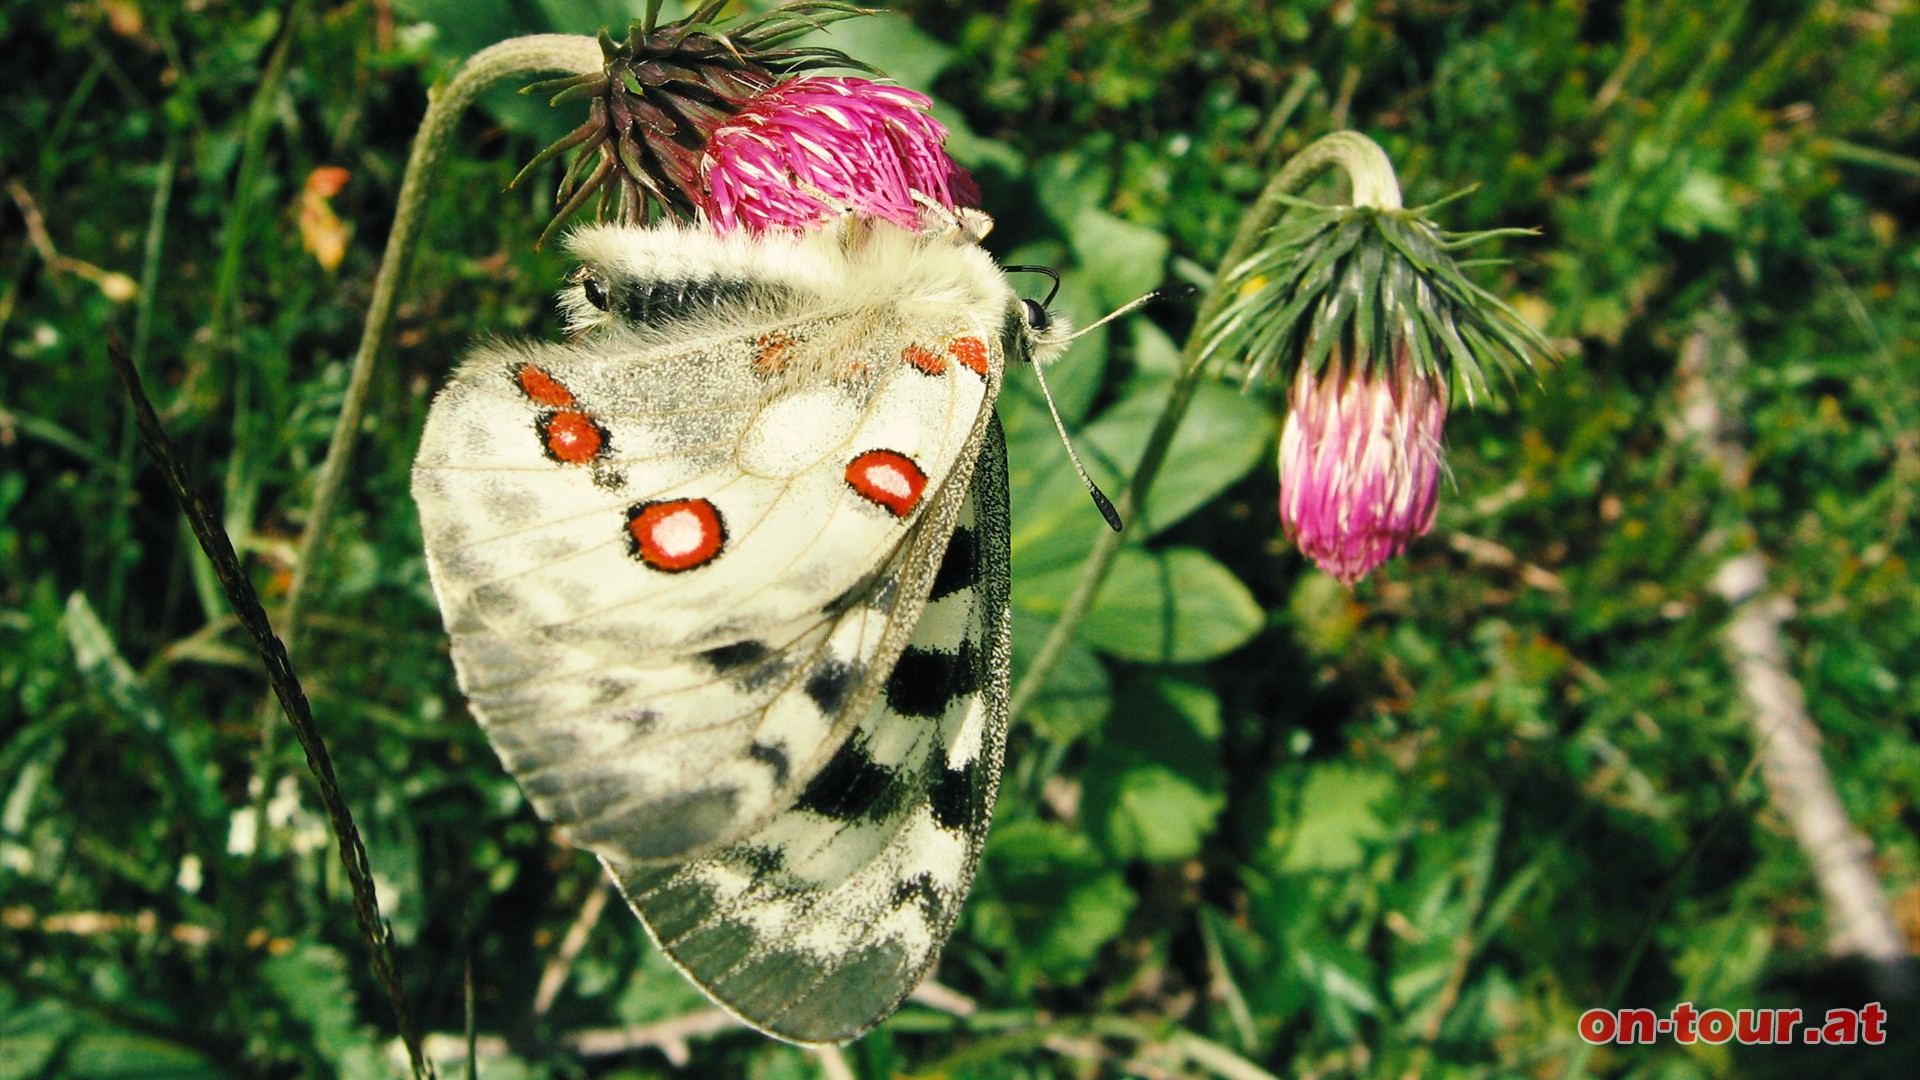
top-left (607, 418), bottom-right (1010, 1044)
top-left (412, 245), bottom-right (1008, 865)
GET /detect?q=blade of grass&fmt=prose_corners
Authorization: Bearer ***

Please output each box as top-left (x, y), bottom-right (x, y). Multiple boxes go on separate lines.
top-left (105, 332), bottom-right (430, 1080)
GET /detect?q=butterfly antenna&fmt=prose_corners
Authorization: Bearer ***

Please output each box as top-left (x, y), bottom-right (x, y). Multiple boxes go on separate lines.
top-left (1065, 282), bottom-right (1198, 342)
top-left (1027, 356), bottom-right (1124, 531)
top-left (1003, 265), bottom-right (1062, 306)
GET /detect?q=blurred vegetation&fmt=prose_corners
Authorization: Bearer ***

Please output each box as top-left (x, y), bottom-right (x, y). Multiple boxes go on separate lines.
top-left (4, 0), bottom-right (1918, 1077)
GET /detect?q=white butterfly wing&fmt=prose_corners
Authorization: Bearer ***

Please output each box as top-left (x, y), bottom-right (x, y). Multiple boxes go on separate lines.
top-left (608, 419), bottom-right (1010, 1045)
top-left (413, 289), bottom-right (1006, 863)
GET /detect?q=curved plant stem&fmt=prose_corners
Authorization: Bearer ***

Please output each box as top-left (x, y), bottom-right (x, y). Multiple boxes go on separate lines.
top-left (1008, 131), bottom-right (1402, 720)
top-left (282, 34), bottom-right (603, 651)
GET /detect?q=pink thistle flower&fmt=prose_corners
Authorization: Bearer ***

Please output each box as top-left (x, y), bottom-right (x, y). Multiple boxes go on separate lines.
top-left (699, 76), bottom-right (980, 235)
top-left (1278, 345), bottom-right (1448, 585)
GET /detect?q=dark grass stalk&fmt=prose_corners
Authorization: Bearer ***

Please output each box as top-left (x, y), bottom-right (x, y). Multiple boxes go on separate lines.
top-left (105, 333), bottom-right (431, 1080)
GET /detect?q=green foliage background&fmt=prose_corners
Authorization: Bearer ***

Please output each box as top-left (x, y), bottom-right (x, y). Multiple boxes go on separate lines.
top-left (3, 1), bottom-right (1917, 1076)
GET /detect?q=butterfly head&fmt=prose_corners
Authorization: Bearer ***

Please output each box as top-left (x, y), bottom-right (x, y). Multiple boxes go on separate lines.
top-left (1004, 266), bottom-right (1073, 368)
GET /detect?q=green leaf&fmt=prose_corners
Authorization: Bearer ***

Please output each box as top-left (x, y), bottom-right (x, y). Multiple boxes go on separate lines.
top-left (59, 1031), bottom-right (219, 1080)
top-left (1129, 316), bottom-right (1184, 377)
top-left (1010, 379), bottom-right (1275, 576)
top-left (1065, 207), bottom-right (1171, 310)
top-left (1292, 934), bottom-right (1383, 1022)
top-left (0, 998), bottom-right (73, 1080)
top-left (1022, 546), bottom-right (1262, 663)
top-left (64, 593), bottom-right (224, 829)
top-left (974, 821), bottom-right (1135, 988)
top-left (1271, 764), bottom-right (1396, 873)
top-left (1096, 765), bottom-right (1221, 862)
top-left (1661, 169), bottom-right (1739, 239)
top-left (1010, 610), bottom-right (1112, 742)
top-left (259, 945), bottom-right (383, 1080)
top-left (1082, 676), bottom-right (1226, 862)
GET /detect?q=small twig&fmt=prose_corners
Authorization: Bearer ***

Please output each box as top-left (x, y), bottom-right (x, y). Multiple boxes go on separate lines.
top-left (7, 181), bottom-right (138, 301)
top-left (815, 1045), bottom-right (858, 1080)
top-left (565, 1010), bottom-right (742, 1065)
top-left (105, 333), bottom-right (431, 1079)
top-left (412, 1011), bottom-right (745, 1071)
top-left (1677, 302), bottom-right (1914, 997)
top-left (1445, 533), bottom-right (1566, 594)
top-left (909, 979), bottom-right (978, 1018)
top-left (2, 906), bottom-right (219, 948)
top-left (533, 877), bottom-right (612, 1016)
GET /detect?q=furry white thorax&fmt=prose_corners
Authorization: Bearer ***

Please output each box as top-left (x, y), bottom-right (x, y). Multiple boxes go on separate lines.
top-left (556, 214), bottom-right (1073, 367)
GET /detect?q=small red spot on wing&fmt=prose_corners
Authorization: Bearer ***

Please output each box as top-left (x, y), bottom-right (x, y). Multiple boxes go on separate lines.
top-left (541, 410), bottom-right (606, 464)
top-left (846, 449), bottom-right (928, 518)
top-left (754, 332), bottom-right (795, 377)
top-left (948, 335), bottom-right (990, 378)
top-left (626, 499), bottom-right (727, 572)
top-left (516, 363), bottom-right (575, 407)
top-left (902, 343), bottom-right (947, 376)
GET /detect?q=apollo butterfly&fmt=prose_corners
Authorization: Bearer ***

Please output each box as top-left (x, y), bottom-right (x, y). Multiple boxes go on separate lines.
top-left (412, 209), bottom-right (1071, 1043)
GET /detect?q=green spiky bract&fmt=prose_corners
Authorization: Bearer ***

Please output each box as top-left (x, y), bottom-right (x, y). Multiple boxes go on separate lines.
top-left (1203, 195), bottom-right (1555, 406)
top-left (514, 1), bottom-right (877, 246)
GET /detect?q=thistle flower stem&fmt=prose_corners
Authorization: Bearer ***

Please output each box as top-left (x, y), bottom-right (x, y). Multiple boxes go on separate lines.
top-left (1008, 130), bottom-right (1399, 721)
top-left (248, 34), bottom-right (600, 1075)
top-left (284, 34), bottom-right (603, 650)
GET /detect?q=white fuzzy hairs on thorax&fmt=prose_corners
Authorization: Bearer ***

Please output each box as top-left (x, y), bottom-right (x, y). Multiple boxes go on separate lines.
top-left (554, 215), bottom-right (1072, 368)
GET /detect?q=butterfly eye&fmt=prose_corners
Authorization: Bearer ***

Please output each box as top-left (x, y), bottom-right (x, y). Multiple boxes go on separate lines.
top-left (583, 276), bottom-right (610, 312)
top-left (1021, 297), bottom-right (1050, 333)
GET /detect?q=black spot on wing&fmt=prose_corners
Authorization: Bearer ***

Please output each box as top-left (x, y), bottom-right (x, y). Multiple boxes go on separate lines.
top-left (804, 658), bottom-right (858, 714)
top-left (890, 873), bottom-right (944, 921)
top-left (928, 762), bottom-right (982, 834)
top-left (885, 640), bottom-right (978, 719)
top-left (749, 741), bottom-right (791, 787)
top-left (928, 526), bottom-right (978, 602)
top-left (824, 571), bottom-right (902, 618)
top-left (611, 708), bottom-right (657, 735)
top-left (734, 843), bottom-right (785, 877)
top-left (700, 638), bottom-right (790, 692)
top-left (795, 736), bottom-right (901, 822)
top-left (701, 639), bottom-right (770, 672)
top-left (822, 569), bottom-right (884, 617)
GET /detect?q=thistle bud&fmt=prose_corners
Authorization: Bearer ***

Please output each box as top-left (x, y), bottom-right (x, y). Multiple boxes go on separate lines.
top-left (1278, 345), bottom-right (1447, 585)
top-left (1202, 133), bottom-right (1554, 584)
